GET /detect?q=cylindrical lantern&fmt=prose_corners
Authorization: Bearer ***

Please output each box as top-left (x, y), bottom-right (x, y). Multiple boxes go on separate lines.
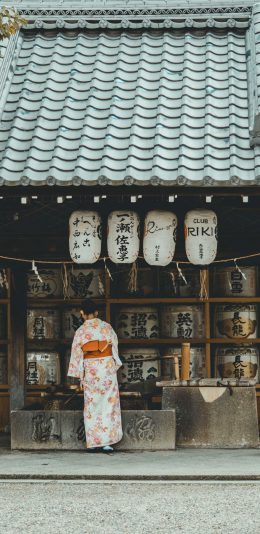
top-left (143, 210), bottom-right (177, 266)
top-left (107, 211), bottom-right (140, 263)
top-left (184, 209), bottom-right (218, 265)
top-left (69, 211), bottom-right (102, 264)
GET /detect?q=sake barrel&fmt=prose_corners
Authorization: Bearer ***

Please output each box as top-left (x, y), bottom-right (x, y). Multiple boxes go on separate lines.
top-left (118, 348), bottom-right (160, 384)
top-left (212, 266), bottom-right (257, 297)
top-left (26, 351), bottom-right (61, 385)
top-left (68, 268), bottom-right (105, 298)
top-left (27, 309), bottom-right (60, 340)
top-left (215, 345), bottom-right (259, 380)
top-left (0, 351), bottom-right (7, 384)
top-left (215, 304), bottom-right (257, 339)
top-left (159, 267), bottom-right (200, 297)
top-left (116, 307), bottom-right (159, 339)
top-left (162, 346), bottom-right (206, 380)
top-left (161, 305), bottom-right (204, 339)
top-left (65, 349), bottom-right (80, 386)
top-left (111, 267), bottom-right (156, 297)
top-left (27, 269), bottom-right (63, 298)
top-left (63, 308), bottom-right (84, 339)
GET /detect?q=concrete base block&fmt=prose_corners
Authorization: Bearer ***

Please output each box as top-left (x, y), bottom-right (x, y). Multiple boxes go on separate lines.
top-left (162, 386), bottom-right (259, 448)
top-left (11, 409), bottom-right (176, 451)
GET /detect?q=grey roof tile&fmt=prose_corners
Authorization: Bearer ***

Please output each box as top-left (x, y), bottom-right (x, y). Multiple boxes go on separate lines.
top-left (0, 27), bottom-right (258, 185)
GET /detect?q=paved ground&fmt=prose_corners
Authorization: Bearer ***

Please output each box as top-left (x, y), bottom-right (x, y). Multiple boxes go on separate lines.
top-left (1, 448), bottom-right (260, 480)
top-left (0, 480), bottom-right (259, 534)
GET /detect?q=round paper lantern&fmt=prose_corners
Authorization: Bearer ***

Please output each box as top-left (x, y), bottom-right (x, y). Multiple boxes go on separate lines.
top-left (184, 209), bottom-right (218, 265)
top-left (69, 211), bottom-right (102, 264)
top-left (107, 211), bottom-right (140, 263)
top-left (143, 210), bottom-right (177, 266)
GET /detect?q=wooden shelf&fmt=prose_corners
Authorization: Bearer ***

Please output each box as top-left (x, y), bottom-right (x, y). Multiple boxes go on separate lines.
top-left (0, 340), bottom-right (9, 345)
top-left (0, 299), bottom-right (8, 304)
top-left (118, 338), bottom-right (206, 345)
top-left (27, 298), bottom-right (105, 306)
top-left (109, 297), bottom-right (260, 304)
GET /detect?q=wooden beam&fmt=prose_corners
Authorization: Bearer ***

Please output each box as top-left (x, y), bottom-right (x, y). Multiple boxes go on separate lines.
top-left (9, 266), bottom-right (27, 411)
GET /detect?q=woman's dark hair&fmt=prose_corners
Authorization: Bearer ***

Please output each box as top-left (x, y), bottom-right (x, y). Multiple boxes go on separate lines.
top-left (80, 299), bottom-right (98, 316)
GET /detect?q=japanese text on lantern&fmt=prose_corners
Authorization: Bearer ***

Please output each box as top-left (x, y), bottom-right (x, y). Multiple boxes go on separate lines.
top-left (69, 211), bottom-right (102, 264)
top-left (115, 213), bottom-right (135, 262)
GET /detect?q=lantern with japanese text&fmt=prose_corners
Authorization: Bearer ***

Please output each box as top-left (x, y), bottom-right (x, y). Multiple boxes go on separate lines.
top-left (184, 209), bottom-right (218, 265)
top-left (69, 211), bottom-right (102, 264)
top-left (107, 211), bottom-right (140, 264)
top-left (143, 210), bottom-right (177, 266)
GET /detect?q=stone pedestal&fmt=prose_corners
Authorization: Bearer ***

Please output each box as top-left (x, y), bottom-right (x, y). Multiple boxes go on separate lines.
top-left (162, 386), bottom-right (259, 448)
top-left (11, 409), bottom-right (176, 451)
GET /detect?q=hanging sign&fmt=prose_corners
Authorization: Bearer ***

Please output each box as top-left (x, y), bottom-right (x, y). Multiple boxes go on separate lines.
top-left (69, 211), bottom-right (102, 264)
top-left (143, 210), bottom-right (177, 266)
top-left (107, 211), bottom-right (140, 264)
top-left (184, 209), bottom-right (218, 265)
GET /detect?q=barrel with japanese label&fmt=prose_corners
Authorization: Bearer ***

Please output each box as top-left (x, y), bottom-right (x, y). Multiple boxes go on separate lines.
top-left (26, 351), bottom-right (61, 385)
top-left (159, 267), bottom-right (200, 297)
top-left (68, 268), bottom-right (105, 298)
top-left (116, 307), bottom-right (159, 339)
top-left (215, 304), bottom-right (257, 339)
top-left (161, 346), bottom-right (206, 380)
top-left (65, 349), bottom-right (80, 386)
top-left (111, 267), bottom-right (156, 297)
top-left (160, 305), bottom-right (204, 339)
top-left (62, 308), bottom-right (84, 339)
top-left (0, 351), bottom-right (7, 384)
top-left (212, 266), bottom-right (257, 297)
top-left (27, 309), bottom-right (60, 340)
top-left (118, 348), bottom-right (160, 384)
top-left (215, 345), bottom-right (259, 380)
top-left (27, 269), bottom-right (63, 298)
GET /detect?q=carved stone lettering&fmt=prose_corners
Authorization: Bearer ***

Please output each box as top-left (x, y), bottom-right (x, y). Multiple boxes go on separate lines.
top-left (125, 414), bottom-right (156, 442)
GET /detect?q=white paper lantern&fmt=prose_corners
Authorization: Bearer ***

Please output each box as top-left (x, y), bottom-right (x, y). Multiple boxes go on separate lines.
top-left (184, 209), bottom-right (218, 265)
top-left (69, 211), bottom-right (102, 264)
top-left (143, 210), bottom-right (177, 266)
top-left (107, 211), bottom-right (140, 264)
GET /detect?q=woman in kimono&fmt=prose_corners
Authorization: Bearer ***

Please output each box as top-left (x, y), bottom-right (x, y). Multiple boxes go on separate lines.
top-left (68, 299), bottom-right (123, 452)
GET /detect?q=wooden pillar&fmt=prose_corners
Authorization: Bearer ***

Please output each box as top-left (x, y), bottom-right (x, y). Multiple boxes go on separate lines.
top-left (10, 266), bottom-right (27, 411)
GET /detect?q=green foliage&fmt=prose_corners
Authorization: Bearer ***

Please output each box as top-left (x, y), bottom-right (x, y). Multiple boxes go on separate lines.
top-left (0, 6), bottom-right (27, 40)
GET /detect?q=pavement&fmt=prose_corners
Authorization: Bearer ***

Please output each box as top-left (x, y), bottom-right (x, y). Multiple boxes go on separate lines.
top-left (1, 480), bottom-right (260, 534)
top-left (1, 444), bottom-right (260, 480)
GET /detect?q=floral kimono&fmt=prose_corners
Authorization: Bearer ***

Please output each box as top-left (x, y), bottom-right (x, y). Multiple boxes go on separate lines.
top-left (68, 318), bottom-right (123, 448)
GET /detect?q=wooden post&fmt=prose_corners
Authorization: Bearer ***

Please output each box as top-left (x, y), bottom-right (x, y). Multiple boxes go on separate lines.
top-left (10, 266), bottom-right (27, 411)
top-left (181, 343), bottom-right (190, 380)
top-left (174, 356), bottom-right (180, 380)
top-left (204, 268), bottom-right (211, 378)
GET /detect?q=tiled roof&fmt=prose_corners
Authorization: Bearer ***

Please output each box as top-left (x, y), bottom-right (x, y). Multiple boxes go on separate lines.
top-left (0, 28), bottom-right (259, 186)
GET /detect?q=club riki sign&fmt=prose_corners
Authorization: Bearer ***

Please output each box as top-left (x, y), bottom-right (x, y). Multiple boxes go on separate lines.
top-left (107, 211), bottom-right (140, 264)
top-left (69, 211), bottom-right (102, 264)
top-left (184, 209), bottom-right (218, 265)
top-left (143, 210), bottom-right (178, 266)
